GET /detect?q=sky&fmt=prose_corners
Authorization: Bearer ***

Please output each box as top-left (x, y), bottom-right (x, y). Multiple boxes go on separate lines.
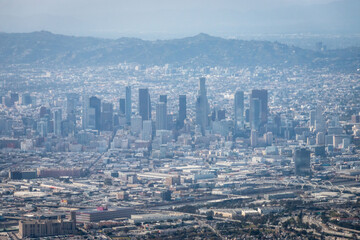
top-left (0, 0), bottom-right (359, 39)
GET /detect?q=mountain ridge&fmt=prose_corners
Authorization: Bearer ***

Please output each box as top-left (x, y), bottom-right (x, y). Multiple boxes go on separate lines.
top-left (0, 31), bottom-right (359, 70)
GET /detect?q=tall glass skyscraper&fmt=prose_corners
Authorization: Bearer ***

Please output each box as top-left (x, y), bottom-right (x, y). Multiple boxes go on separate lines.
top-left (234, 90), bottom-right (244, 130)
top-left (177, 95), bottom-right (186, 129)
top-left (125, 86), bottom-right (131, 124)
top-left (195, 77), bottom-right (209, 135)
top-left (89, 96), bottom-right (101, 131)
top-left (139, 88), bottom-right (151, 121)
top-left (119, 98), bottom-right (125, 115)
top-left (156, 102), bottom-right (167, 130)
top-left (250, 89), bottom-right (268, 130)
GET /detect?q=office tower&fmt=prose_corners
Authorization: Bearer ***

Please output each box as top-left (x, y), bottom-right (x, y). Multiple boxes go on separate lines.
top-left (159, 95), bottom-right (168, 129)
top-left (131, 116), bottom-right (142, 134)
top-left (87, 108), bottom-right (96, 130)
top-left (314, 105), bottom-right (325, 132)
top-left (264, 132), bottom-right (273, 146)
top-left (316, 132), bottom-right (325, 145)
top-left (211, 109), bottom-right (216, 121)
top-left (20, 93), bottom-right (32, 105)
top-left (250, 98), bottom-right (261, 130)
top-left (139, 88), bottom-right (151, 121)
top-left (82, 94), bottom-right (89, 130)
top-left (66, 93), bottom-right (78, 133)
top-left (39, 107), bottom-right (52, 133)
top-left (159, 95), bottom-right (167, 104)
top-left (61, 120), bottom-right (70, 137)
top-left (234, 90), bottom-right (244, 130)
top-left (142, 120), bottom-right (152, 141)
top-left (217, 109), bottom-right (225, 121)
top-left (294, 148), bottom-right (311, 176)
top-left (195, 77), bottom-right (210, 135)
top-left (2, 96), bottom-right (13, 107)
top-left (156, 102), bottom-right (167, 130)
top-left (89, 96), bottom-right (101, 131)
top-left (274, 114), bottom-right (281, 136)
top-left (309, 110), bottom-right (316, 127)
top-left (10, 92), bottom-right (19, 103)
top-left (66, 93), bottom-right (78, 121)
top-left (54, 109), bottom-right (62, 136)
top-left (119, 98), bottom-right (125, 115)
top-left (37, 118), bottom-right (48, 137)
top-left (211, 108), bottom-right (226, 121)
top-left (342, 138), bottom-right (350, 149)
top-left (177, 95), bottom-right (186, 129)
top-left (250, 129), bottom-right (258, 147)
top-left (245, 109), bottom-right (250, 123)
top-left (250, 89), bottom-right (268, 130)
top-left (125, 86), bottom-right (131, 124)
top-left (101, 102), bottom-right (113, 131)
top-left (40, 106), bottom-right (50, 118)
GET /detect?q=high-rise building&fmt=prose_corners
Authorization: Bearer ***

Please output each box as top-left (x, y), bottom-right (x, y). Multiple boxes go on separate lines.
top-left (87, 108), bottom-right (96, 130)
top-left (250, 90), bottom-right (268, 130)
top-left (195, 77), bottom-right (210, 135)
top-left (125, 86), bottom-right (131, 124)
top-left (119, 98), bottom-right (125, 115)
top-left (139, 88), bottom-right (151, 121)
top-left (66, 93), bottom-right (78, 120)
top-left (40, 106), bottom-right (51, 118)
top-left (250, 129), bottom-right (258, 147)
top-left (211, 107), bottom-right (226, 121)
top-left (142, 120), bottom-right (152, 141)
top-left (131, 116), bottom-right (143, 134)
top-left (66, 93), bottom-right (78, 133)
top-left (20, 93), bottom-right (32, 105)
top-left (250, 98), bottom-right (261, 130)
top-left (316, 132), bottom-right (325, 145)
top-left (314, 105), bottom-right (325, 132)
top-left (309, 110), bottom-right (316, 127)
top-left (82, 94), bottom-right (89, 130)
top-left (159, 95), bottom-right (167, 104)
top-left (217, 109), bottom-right (225, 121)
top-left (37, 118), bottom-right (48, 137)
top-left (294, 148), bottom-right (311, 176)
top-left (264, 132), bottom-right (273, 146)
top-left (156, 102), bottom-right (167, 130)
top-left (89, 96), bottom-right (101, 131)
top-left (159, 95), bottom-right (168, 129)
top-left (177, 95), bottom-right (186, 129)
top-left (54, 108), bottom-right (62, 137)
top-left (234, 90), bottom-right (244, 130)
top-left (101, 102), bottom-right (113, 131)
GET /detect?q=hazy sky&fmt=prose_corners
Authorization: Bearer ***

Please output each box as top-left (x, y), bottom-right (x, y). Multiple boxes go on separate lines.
top-left (0, 0), bottom-right (358, 39)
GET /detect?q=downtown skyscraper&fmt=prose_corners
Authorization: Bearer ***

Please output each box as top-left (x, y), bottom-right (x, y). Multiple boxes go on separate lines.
top-left (139, 88), bottom-right (151, 121)
top-left (195, 77), bottom-right (209, 135)
top-left (250, 89), bottom-right (268, 131)
top-left (234, 90), bottom-right (244, 131)
top-left (156, 102), bottom-right (167, 130)
top-left (125, 86), bottom-right (131, 124)
top-left (177, 95), bottom-right (186, 129)
top-left (89, 96), bottom-right (101, 131)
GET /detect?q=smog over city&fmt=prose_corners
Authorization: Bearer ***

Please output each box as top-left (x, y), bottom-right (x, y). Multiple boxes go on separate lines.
top-left (0, 0), bottom-right (360, 239)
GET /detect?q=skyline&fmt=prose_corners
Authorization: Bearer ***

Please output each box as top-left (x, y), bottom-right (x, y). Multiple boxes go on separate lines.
top-left (1, 1), bottom-right (360, 239)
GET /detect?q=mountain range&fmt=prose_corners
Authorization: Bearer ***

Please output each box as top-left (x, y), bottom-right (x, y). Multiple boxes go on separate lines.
top-left (0, 31), bottom-right (359, 70)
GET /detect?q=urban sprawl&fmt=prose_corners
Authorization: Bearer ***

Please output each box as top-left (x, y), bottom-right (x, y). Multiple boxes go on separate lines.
top-left (0, 64), bottom-right (360, 239)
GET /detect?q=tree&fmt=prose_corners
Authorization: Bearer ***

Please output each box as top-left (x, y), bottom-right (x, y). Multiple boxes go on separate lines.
top-left (206, 211), bottom-right (214, 220)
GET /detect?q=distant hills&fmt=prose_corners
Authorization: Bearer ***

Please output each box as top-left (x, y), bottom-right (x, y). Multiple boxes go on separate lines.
top-left (0, 31), bottom-right (359, 70)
